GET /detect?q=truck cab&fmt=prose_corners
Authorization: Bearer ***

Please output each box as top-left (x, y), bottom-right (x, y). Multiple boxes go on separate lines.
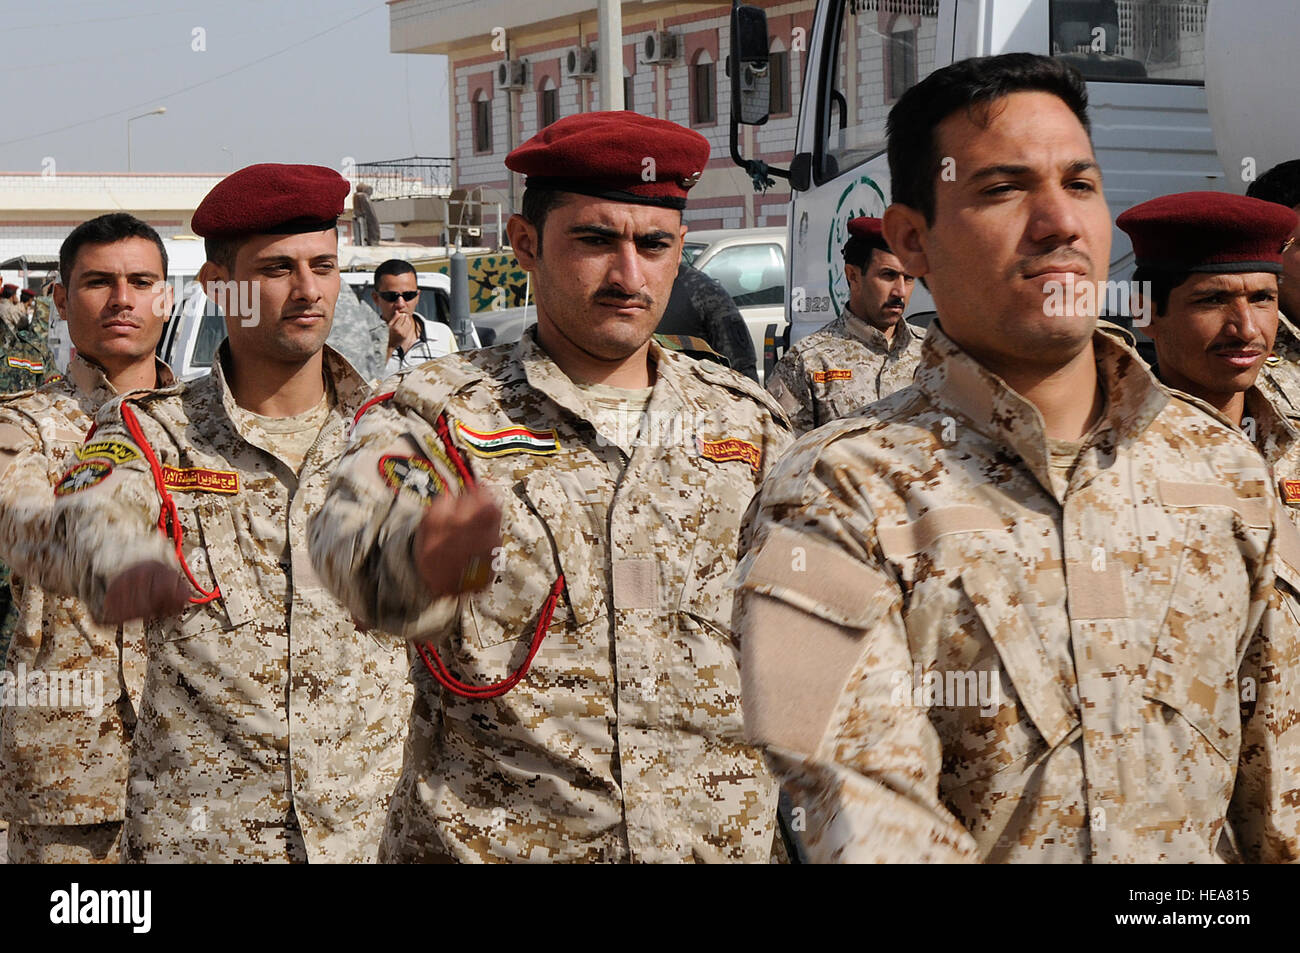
top-left (729, 0), bottom-right (1285, 347)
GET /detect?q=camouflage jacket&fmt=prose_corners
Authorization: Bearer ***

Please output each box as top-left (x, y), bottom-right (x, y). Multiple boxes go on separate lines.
top-left (1256, 311), bottom-right (1300, 423)
top-left (308, 328), bottom-right (793, 862)
top-left (0, 319), bottom-right (54, 396)
top-left (5, 345), bottom-right (412, 862)
top-left (0, 355), bottom-right (170, 825)
top-left (736, 321), bottom-right (1300, 863)
top-left (766, 311), bottom-right (923, 435)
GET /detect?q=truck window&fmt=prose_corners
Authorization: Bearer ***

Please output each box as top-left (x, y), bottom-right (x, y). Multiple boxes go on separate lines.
top-left (190, 306), bottom-right (226, 369)
top-left (700, 243), bottom-right (786, 308)
top-left (823, 0), bottom-right (943, 181)
top-left (1050, 0), bottom-right (1208, 83)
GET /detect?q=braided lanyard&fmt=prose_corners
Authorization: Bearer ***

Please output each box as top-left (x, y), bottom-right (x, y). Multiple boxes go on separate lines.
top-left (355, 394), bottom-right (565, 699)
top-left (118, 401), bottom-right (221, 605)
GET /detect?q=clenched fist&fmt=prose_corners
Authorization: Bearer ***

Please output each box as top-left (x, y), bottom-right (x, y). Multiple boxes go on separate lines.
top-left (413, 485), bottom-right (503, 598)
top-left (101, 559), bottom-right (191, 623)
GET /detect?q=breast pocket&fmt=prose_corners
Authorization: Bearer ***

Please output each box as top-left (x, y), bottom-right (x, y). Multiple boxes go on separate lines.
top-left (1141, 517), bottom-right (1248, 766)
top-left (463, 469), bottom-right (603, 652)
top-left (161, 499), bottom-right (256, 642)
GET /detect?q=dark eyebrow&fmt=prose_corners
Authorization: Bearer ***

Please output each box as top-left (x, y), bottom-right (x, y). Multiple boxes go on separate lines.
top-left (967, 159), bottom-right (1099, 181)
top-left (79, 268), bottom-right (163, 281)
top-left (569, 224), bottom-right (674, 242)
top-left (249, 253), bottom-right (337, 266)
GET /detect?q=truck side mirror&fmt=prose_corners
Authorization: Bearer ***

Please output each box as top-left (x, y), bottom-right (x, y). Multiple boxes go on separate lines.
top-left (731, 5), bottom-right (770, 126)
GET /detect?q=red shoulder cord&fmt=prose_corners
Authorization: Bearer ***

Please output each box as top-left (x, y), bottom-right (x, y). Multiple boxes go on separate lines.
top-left (354, 393), bottom-right (564, 699)
top-left (118, 402), bottom-right (221, 605)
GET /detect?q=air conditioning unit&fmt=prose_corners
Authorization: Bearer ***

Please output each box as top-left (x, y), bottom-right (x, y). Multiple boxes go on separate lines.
top-left (565, 46), bottom-right (597, 78)
top-left (642, 31), bottom-right (679, 64)
top-left (497, 59), bottom-right (528, 90)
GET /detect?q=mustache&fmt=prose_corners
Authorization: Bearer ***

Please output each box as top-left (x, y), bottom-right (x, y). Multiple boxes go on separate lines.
top-left (593, 286), bottom-right (653, 309)
top-left (1016, 248), bottom-right (1092, 277)
top-left (884, 297), bottom-right (906, 308)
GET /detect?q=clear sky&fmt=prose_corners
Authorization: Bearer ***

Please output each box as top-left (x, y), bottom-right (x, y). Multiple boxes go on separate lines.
top-left (0, 0), bottom-right (450, 174)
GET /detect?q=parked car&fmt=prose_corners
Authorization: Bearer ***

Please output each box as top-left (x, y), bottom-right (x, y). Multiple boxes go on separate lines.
top-left (680, 226), bottom-right (788, 383)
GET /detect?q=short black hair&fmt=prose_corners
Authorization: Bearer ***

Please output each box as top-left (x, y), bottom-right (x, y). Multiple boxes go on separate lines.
top-left (843, 237), bottom-right (889, 271)
top-left (887, 53), bottom-right (1092, 224)
top-left (374, 258), bottom-right (417, 285)
top-left (519, 188), bottom-right (574, 256)
top-left (1133, 266), bottom-right (1192, 317)
top-left (1247, 159), bottom-right (1300, 211)
top-left (60, 213), bottom-right (168, 286)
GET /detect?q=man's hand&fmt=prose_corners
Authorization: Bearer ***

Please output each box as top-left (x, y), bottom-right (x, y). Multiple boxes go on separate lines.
top-left (100, 560), bottom-right (191, 624)
top-left (386, 310), bottom-right (418, 353)
top-left (413, 486), bottom-right (503, 598)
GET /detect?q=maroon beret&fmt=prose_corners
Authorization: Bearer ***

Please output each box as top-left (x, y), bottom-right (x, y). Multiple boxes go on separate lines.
top-left (1117, 191), bottom-right (1298, 274)
top-left (847, 217), bottom-right (885, 242)
top-left (506, 111), bottom-right (710, 210)
top-left (192, 163), bottom-right (349, 239)
top-left (1, 284), bottom-right (16, 295)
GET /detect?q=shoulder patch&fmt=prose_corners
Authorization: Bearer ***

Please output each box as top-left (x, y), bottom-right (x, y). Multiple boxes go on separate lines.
top-left (1281, 478), bottom-right (1300, 505)
top-left (457, 422), bottom-right (559, 457)
top-left (54, 460), bottom-right (113, 495)
top-left (812, 368), bottom-right (854, 384)
top-left (697, 436), bottom-right (762, 473)
top-left (77, 439), bottom-right (140, 464)
top-left (379, 454), bottom-right (448, 504)
top-left (161, 466), bottom-right (239, 494)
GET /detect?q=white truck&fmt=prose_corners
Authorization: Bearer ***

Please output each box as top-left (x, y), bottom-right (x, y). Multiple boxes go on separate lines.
top-left (728, 0), bottom-right (1300, 345)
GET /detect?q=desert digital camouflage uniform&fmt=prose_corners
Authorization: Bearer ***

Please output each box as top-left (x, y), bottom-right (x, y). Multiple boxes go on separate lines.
top-left (0, 355), bottom-right (169, 863)
top-left (1256, 311), bottom-right (1300, 422)
top-left (0, 320), bottom-right (53, 396)
top-left (3, 344), bottom-right (412, 863)
top-left (766, 310), bottom-right (923, 435)
top-left (736, 321), bottom-right (1300, 863)
top-left (309, 328), bottom-right (793, 863)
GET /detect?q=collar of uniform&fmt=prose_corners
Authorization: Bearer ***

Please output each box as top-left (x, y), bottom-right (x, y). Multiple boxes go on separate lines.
top-left (842, 308), bottom-right (915, 354)
top-left (1277, 310), bottom-right (1300, 351)
top-left (209, 340), bottom-right (371, 432)
top-left (1246, 385), bottom-right (1300, 471)
top-left (515, 325), bottom-right (684, 428)
top-left (915, 321), bottom-right (1167, 488)
top-left (65, 353), bottom-right (175, 401)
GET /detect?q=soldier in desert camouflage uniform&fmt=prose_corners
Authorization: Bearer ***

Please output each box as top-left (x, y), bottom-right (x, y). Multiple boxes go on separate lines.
top-left (1246, 161), bottom-right (1300, 421)
top-left (4, 165), bottom-right (411, 863)
top-left (737, 55), bottom-right (1300, 863)
top-left (766, 217), bottom-right (920, 435)
top-left (0, 214), bottom-right (174, 863)
top-left (308, 112), bottom-right (793, 863)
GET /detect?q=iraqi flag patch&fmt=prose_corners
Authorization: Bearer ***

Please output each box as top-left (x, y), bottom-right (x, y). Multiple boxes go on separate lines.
top-left (7, 357), bottom-right (43, 373)
top-left (456, 422), bottom-right (559, 457)
top-left (697, 436), bottom-right (762, 473)
top-left (1281, 478), bottom-right (1300, 505)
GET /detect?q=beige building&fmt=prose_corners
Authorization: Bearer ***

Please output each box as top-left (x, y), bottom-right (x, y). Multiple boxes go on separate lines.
top-left (390, 0), bottom-right (818, 244)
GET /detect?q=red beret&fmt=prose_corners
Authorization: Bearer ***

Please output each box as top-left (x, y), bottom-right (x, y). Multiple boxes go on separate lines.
top-left (1, 284), bottom-right (16, 294)
top-left (1117, 191), bottom-right (1298, 274)
top-left (192, 163), bottom-right (349, 239)
top-left (506, 111), bottom-right (710, 210)
top-left (847, 217), bottom-right (885, 242)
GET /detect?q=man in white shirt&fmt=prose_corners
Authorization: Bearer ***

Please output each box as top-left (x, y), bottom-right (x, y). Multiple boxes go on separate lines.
top-left (371, 258), bottom-right (456, 377)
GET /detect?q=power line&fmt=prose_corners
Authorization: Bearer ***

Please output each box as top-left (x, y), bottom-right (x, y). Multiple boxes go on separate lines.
top-left (0, 2), bottom-right (378, 150)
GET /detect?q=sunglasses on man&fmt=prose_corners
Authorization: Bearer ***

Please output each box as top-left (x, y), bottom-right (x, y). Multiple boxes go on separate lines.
top-left (378, 290), bottom-right (419, 303)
